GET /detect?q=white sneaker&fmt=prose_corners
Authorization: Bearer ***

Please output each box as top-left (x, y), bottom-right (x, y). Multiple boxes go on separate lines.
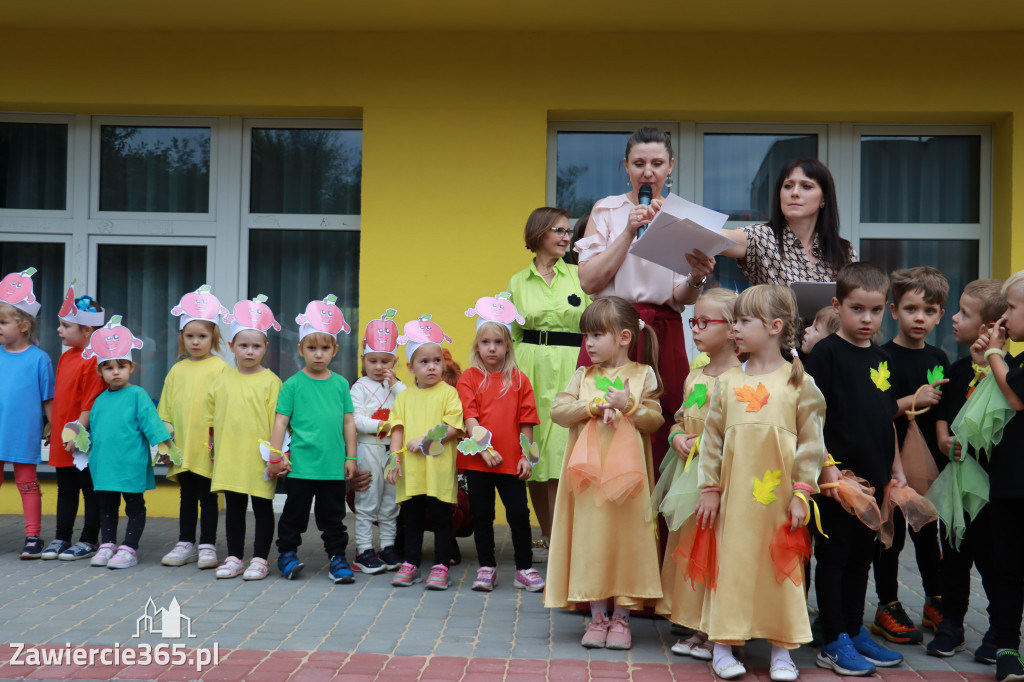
top-left (107, 546), bottom-right (138, 570)
top-left (91, 543), bottom-right (116, 567)
top-left (161, 541), bottom-right (198, 566)
top-left (197, 544), bottom-right (218, 569)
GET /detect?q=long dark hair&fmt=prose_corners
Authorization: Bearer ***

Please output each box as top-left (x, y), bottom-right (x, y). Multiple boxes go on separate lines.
top-left (768, 158), bottom-right (851, 274)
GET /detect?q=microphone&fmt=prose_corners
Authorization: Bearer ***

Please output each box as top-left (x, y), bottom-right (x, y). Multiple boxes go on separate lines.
top-left (636, 184), bottom-right (653, 238)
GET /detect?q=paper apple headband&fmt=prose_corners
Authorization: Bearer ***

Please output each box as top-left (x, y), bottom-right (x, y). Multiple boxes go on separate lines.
top-left (171, 285), bottom-right (229, 330)
top-left (58, 280), bottom-right (105, 327)
top-left (364, 308), bottom-right (400, 356)
top-left (296, 294), bottom-right (352, 341)
top-left (81, 315), bottom-right (144, 362)
top-left (465, 291), bottom-right (524, 331)
top-left (397, 313), bottom-right (452, 361)
top-left (0, 267), bottom-right (41, 317)
top-left (223, 294), bottom-right (282, 341)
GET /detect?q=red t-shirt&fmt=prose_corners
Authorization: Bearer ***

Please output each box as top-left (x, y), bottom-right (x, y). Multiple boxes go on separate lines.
top-left (49, 348), bottom-right (106, 467)
top-left (456, 367), bottom-right (539, 475)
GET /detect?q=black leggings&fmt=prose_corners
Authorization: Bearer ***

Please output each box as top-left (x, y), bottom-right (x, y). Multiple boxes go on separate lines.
top-left (224, 491), bottom-right (274, 560)
top-left (814, 497), bottom-right (877, 645)
top-left (986, 500), bottom-right (1024, 650)
top-left (873, 506), bottom-right (941, 603)
top-left (465, 469), bottom-right (533, 570)
top-left (55, 466), bottom-right (100, 545)
top-left (938, 506), bottom-right (993, 632)
top-left (98, 491), bottom-right (146, 550)
top-left (177, 471), bottom-right (218, 545)
top-left (402, 494), bottom-right (453, 568)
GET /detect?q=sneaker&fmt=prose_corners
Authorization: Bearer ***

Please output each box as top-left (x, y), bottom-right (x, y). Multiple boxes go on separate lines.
top-left (329, 555), bottom-right (355, 584)
top-left (605, 614), bottom-right (632, 650)
top-left (197, 544), bottom-right (218, 569)
top-left (712, 650), bottom-right (746, 679)
top-left (161, 541), bottom-right (198, 567)
top-left (997, 650), bottom-right (1024, 682)
top-left (19, 536), bottom-right (44, 560)
top-left (817, 633), bottom-right (877, 676)
top-left (41, 539), bottom-right (70, 560)
top-left (392, 562), bottom-right (421, 587)
top-left (277, 551), bottom-right (304, 580)
top-left (922, 596), bottom-right (943, 631)
top-left (243, 557), bottom-right (269, 580)
top-left (379, 545), bottom-right (402, 570)
top-left (90, 543), bottom-right (116, 567)
top-left (353, 549), bottom-right (386, 575)
top-left (927, 625), bottom-right (966, 657)
top-left (59, 541), bottom-right (97, 561)
top-left (513, 568), bottom-right (545, 592)
top-left (770, 655), bottom-right (800, 682)
top-left (532, 538), bottom-right (549, 563)
top-left (107, 546), bottom-right (138, 570)
top-left (215, 556), bottom-right (244, 579)
top-left (581, 613), bottom-right (609, 648)
top-left (872, 601), bottom-right (923, 644)
top-left (472, 566), bottom-right (497, 591)
top-left (977, 634), bottom-right (998, 664)
top-left (425, 564), bottom-right (449, 590)
top-left (852, 625), bottom-right (903, 667)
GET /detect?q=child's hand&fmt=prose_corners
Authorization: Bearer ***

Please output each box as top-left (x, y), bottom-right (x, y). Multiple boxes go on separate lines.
top-left (349, 469), bottom-right (372, 492)
top-left (915, 379), bottom-right (948, 407)
top-left (344, 459), bottom-right (358, 481)
top-left (818, 465), bottom-right (842, 501)
top-left (267, 460), bottom-right (288, 478)
top-left (157, 454), bottom-right (172, 466)
top-left (788, 495), bottom-right (807, 530)
top-left (673, 433), bottom-right (698, 459)
top-left (891, 469), bottom-right (908, 488)
top-left (385, 459), bottom-right (402, 484)
top-left (605, 378), bottom-right (630, 412)
top-left (406, 437), bottom-right (424, 454)
top-left (516, 456), bottom-right (533, 481)
top-left (695, 490), bottom-right (720, 530)
top-left (938, 432), bottom-right (962, 461)
top-left (63, 439), bottom-right (75, 454)
top-left (482, 450), bottom-right (502, 468)
top-left (383, 368), bottom-right (398, 387)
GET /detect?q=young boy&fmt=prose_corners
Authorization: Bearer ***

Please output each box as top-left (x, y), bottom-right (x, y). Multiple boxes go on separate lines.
top-left (805, 262), bottom-right (905, 676)
top-left (801, 305), bottom-right (840, 357)
top-left (926, 278), bottom-right (1006, 661)
top-left (871, 267), bottom-right (950, 644)
top-left (270, 297), bottom-right (358, 584)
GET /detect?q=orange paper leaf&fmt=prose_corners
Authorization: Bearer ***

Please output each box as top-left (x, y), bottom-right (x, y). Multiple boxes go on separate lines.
top-left (734, 382), bottom-right (770, 412)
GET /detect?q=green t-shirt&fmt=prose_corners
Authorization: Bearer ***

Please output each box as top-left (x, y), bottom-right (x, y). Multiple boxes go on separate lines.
top-left (276, 371), bottom-right (354, 480)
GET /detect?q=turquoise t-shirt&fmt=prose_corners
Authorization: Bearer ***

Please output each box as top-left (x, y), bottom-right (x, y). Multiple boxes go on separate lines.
top-left (90, 384), bottom-right (170, 493)
top-left (276, 371), bottom-right (353, 480)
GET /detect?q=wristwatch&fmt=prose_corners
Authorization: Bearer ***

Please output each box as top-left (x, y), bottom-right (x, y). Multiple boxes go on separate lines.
top-left (687, 275), bottom-right (707, 290)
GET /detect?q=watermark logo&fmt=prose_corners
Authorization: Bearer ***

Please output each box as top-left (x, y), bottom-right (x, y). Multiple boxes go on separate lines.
top-left (134, 597), bottom-right (196, 639)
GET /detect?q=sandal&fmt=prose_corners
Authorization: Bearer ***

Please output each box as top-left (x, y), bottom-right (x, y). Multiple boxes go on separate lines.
top-left (215, 555), bottom-right (244, 579)
top-left (243, 557), bottom-right (269, 580)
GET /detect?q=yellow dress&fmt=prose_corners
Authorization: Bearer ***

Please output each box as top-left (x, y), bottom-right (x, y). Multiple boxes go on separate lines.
top-left (544, 362), bottom-right (664, 610)
top-left (694, 364), bottom-right (825, 647)
top-left (390, 381), bottom-right (464, 505)
top-left (158, 355), bottom-right (229, 482)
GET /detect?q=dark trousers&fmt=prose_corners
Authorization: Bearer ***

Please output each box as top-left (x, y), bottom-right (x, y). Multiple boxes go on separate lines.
top-left (224, 491), bottom-right (274, 560)
top-left (177, 471), bottom-right (218, 545)
top-left (54, 465), bottom-right (100, 545)
top-left (97, 491), bottom-right (146, 549)
top-left (938, 506), bottom-right (993, 633)
top-left (986, 500), bottom-right (1024, 650)
top-left (402, 494), bottom-right (453, 568)
top-left (465, 469), bottom-right (533, 570)
top-left (276, 478), bottom-right (349, 558)
top-left (814, 497), bottom-right (877, 644)
top-left (873, 507), bottom-right (941, 603)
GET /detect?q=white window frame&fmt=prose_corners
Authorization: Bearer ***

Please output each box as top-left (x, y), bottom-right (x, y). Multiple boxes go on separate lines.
top-left (0, 112), bottom-right (75, 223)
top-left (86, 234), bottom-right (218, 297)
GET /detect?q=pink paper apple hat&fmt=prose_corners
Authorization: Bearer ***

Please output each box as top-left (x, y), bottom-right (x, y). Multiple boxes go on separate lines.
top-left (58, 280), bottom-right (105, 327)
top-left (223, 294), bottom-right (282, 341)
top-left (465, 291), bottom-right (525, 332)
top-left (0, 266), bottom-right (42, 317)
top-left (296, 294), bottom-right (352, 341)
top-left (397, 313), bottom-right (453, 361)
top-left (81, 315), bottom-right (144, 362)
top-left (363, 308), bottom-right (400, 356)
top-left (171, 284), bottom-right (229, 330)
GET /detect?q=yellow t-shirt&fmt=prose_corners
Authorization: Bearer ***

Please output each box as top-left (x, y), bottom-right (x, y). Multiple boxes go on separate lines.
top-left (158, 355), bottom-right (230, 481)
top-left (391, 381), bottom-right (464, 504)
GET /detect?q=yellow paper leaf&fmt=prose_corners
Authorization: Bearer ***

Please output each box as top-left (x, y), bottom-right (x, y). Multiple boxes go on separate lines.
top-left (734, 382), bottom-right (771, 413)
top-left (753, 469), bottom-right (782, 505)
top-left (871, 361), bottom-right (891, 392)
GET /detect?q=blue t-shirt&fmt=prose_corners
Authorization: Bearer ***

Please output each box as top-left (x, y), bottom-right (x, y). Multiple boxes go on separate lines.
top-left (90, 385), bottom-right (171, 493)
top-left (0, 345), bottom-right (55, 464)
top-left (276, 371), bottom-right (354, 480)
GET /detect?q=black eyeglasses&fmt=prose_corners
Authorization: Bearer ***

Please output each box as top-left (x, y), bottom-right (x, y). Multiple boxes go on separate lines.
top-left (549, 227), bottom-right (572, 237)
top-left (688, 317), bottom-right (728, 330)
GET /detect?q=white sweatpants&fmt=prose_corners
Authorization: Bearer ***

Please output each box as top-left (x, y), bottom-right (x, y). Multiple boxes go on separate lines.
top-left (354, 441), bottom-right (400, 552)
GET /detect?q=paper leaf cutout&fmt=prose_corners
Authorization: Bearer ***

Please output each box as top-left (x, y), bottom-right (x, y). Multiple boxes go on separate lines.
top-left (520, 433), bottom-right (540, 465)
top-left (61, 421), bottom-right (91, 454)
top-left (458, 426), bottom-right (494, 456)
top-left (927, 365), bottom-right (945, 385)
top-left (683, 384), bottom-right (708, 409)
top-left (871, 361), bottom-right (891, 392)
top-left (594, 375), bottom-right (625, 396)
top-left (73, 451), bottom-right (89, 471)
top-left (155, 440), bottom-right (183, 466)
top-left (421, 424), bottom-right (449, 456)
top-left (753, 469), bottom-right (782, 505)
top-left (734, 382), bottom-right (770, 413)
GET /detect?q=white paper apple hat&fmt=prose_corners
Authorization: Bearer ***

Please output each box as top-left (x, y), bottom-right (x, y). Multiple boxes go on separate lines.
top-left (296, 294), bottom-right (352, 341)
top-left (363, 308), bottom-right (400, 356)
top-left (171, 284), bottom-right (229, 330)
top-left (58, 280), bottom-right (105, 327)
top-left (223, 294), bottom-right (282, 341)
top-left (397, 313), bottom-right (453, 361)
top-left (0, 267), bottom-right (42, 317)
top-left (465, 291), bottom-right (525, 332)
top-left (81, 315), bottom-right (144, 362)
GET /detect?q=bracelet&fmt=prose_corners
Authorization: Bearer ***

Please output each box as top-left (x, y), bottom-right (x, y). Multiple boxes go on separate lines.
top-left (344, 456), bottom-right (358, 461)
top-left (205, 444), bottom-right (213, 450)
top-left (268, 458), bottom-right (282, 464)
top-left (700, 486), bottom-right (720, 494)
top-left (624, 396), bottom-right (638, 416)
top-left (687, 275), bottom-right (707, 290)
top-left (985, 348), bottom-right (1006, 360)
top-left (793, 491), bottom-right (827, 537)
top-left (823, 454), bottom-right (840, 467)
top-left (668, 429), bottom-right (687, 447)
top-left (792, 481), bottom-right (814, 493)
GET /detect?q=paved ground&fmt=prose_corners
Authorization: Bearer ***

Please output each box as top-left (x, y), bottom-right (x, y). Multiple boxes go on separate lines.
top-left (0, 513), bottom-right (1003, 681)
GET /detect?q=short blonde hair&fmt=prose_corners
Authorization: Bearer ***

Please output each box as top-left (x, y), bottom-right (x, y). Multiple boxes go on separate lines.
top-left (735, 284), bottom-right (804, 387)
top-left (963, 279), bottom-right (1006, 324)
top-left (299, 331), bottom-right (339, 349)
top-left (813, 306), bottom-right (840, 334)
top-left (0, 302), bottom-right (38, 342)
top-left (699, 288), bottom-right (739, 326)
top-left (1002, 270), bottom-right (1024, 300)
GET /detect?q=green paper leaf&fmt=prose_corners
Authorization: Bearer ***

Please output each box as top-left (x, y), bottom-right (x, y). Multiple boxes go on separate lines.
top-left (24, 267), bottom-right (37, 276)
top-left (594, 375), bottom-right (625, 396)
top-left (457, 436), bottom-right (488, 456)
top-left (498, 291), bottom-right (512, 300)
top-left (109, 315), bottom-right (122, 326)
top-left (384, 308), bottom-right (398, 320)
top-left (326, 294), bottom-right (337, 304)
top-left (683, 384), bottom-right (708, 409)
top-left (421, 313), bottom-right (432, 320)
top-left (927, 365), bottom-right (945, 385)
top-left (425, 424), bottom-right (448, 442)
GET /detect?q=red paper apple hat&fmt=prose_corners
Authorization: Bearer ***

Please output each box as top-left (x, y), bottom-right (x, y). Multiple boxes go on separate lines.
top-left (397, 313), bottom-right (453, 361)
top-left (223, 294), bottom-right (282, 341)
top-left (58, 280), bottom-right (105, 327)
top-left (81, 315), bottom-right (144, 362)
top-left (363, 308), bottom-right (400, 356)
top-left (465, 291), bottom-right (525, 331)
top-left (296, 294), bottom-right (352, 341)
top-left (0, 266), bottom-right (42, 317)
top-left (171, 284), bottom-right (229, 330)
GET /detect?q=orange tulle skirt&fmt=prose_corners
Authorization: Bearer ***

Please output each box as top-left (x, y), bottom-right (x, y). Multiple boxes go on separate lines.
top-left (673, 520), bottom-right (717, 590)
top-left (769, 523), bottom-right (812, 586)
top-left (831, 470), bottom-right (883, 530)
top-left (566, 417), bottom-right (647, 506)
top-left (878, 480), bottom-right (939, 548)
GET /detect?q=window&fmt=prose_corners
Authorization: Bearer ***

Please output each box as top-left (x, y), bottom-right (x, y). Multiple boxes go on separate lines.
top-left (250, 128), bottom-right (361, 215)
top-left (0, 121), bottom-right (68, 211)
top-left (0, 239), bottom-right (66, 368)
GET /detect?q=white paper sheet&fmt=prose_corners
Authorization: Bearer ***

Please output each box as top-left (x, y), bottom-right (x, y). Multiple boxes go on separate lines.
top-left (629, 194), bottom-right (733, 277)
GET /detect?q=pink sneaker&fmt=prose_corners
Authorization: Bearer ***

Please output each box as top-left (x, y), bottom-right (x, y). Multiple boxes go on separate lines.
top-left (581, 613), bottom-right (610, 648)
top-left (473, 567), bottom-right (497, 592)
top-left (90, 543), bottom-right (116, 567)
top-left (391, 562), bottom-right (420, 587)
top-left (107, 545), bottom-right (138, 570)
top-left (513, 568), bottom-right (545, 592)
top-left (605, 614), bottom-right (632, 650)
top-left (425, 564), bottom-right (449, 590)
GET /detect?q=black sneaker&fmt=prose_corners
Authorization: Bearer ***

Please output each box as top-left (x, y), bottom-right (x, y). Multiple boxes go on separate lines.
top-left (996, 650), bottom-right (1024, 682)
top-left (20, 536), bottom-right (44, 560)
top-left (353, 549), bottom-right (386, 575)
top-left (872, 601), bottom-right (924, 644)
top-left (977, 634), bottom-right (999, 664)
top-left (926, 626), bottom-right (966, 657)
top-left (379, 545), bottom-right (402, 571)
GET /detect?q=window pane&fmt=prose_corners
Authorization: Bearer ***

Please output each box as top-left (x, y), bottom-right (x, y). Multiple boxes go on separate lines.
top-left (860, 238), bottom-right (979, 359)
top-left (99, 126), bottom-right (211, 213)
top-left (248, 229), bottom-right (359, 381)
top-left (250, 129), bottom-right (362, 215)
top-left (556, 131), bottom-right (633, 218)
top-left (0, 122), bottom-right (67, 210)
top-left (0, 241), bottom-right (65, 368)
top-left (860, 135), bottom-right (980, 223)
top-left (97, 244), bottom-right (207, 397)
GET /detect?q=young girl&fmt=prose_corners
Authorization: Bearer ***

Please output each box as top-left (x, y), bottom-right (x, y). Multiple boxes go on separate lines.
top-left (159, 286), bottom-right (229, 569)
top-left (689, 284), bottom-right (826, 681)
top-left (545, 296), bottom-right (665, 650)
top-left (801, 305), bottom-right (840, 357)
top-left (458, 294), bottom-right (544, 592)
top-left (386, 314), bottom-right (463, 590)
top-left (0, 268), bottom-right (54, 559)
top-left (84, 317), bottom-right (173, 569)
top-left (206, 296), bottom-right (282, 580)
top-left (653, 288), bottom-right (740, 659)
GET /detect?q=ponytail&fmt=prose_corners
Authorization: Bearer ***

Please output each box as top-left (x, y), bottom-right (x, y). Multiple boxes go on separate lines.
top-left (638, 322), bottom-right (664, 398)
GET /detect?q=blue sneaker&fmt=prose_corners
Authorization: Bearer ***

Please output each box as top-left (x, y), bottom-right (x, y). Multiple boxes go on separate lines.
top-left (329, 555), bottom-right (355, 584)
top-left (277, 551), bottom-right (304, 580)
top-left (853, 626), bottom-right (903, 667)
top-left (817, 632), bottom-right (877, 676)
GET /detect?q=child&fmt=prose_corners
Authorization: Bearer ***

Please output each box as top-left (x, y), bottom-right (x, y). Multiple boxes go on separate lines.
top-left (805, 262), bottom-right (905, 675)
top-left (872, 267), bottom-right (950, 643)
top-left (270, 295), bottom-right (358, 584)
top-left (458, 293), bottom-right (544, 592)
top-left (0, 268), bottom-right (54, 559)
top-left (41, 284), bottom-right (107, 561)
top-left (655, 288), bottom-right (740, 660)
top-left (159, 286), bottom-right (230, 569)
top-left (206, 295), bottom-right (282, 580)
top-left (83, 317), bottom-right (173, 569)
top-left (545, 296), bottom-right (664, 651)
top-left (385, 314), bottom-right (463, 590)
top-left (801, 306), bottom-right (840, 356)
top-left (351, 309), bottom-right (406, 573)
